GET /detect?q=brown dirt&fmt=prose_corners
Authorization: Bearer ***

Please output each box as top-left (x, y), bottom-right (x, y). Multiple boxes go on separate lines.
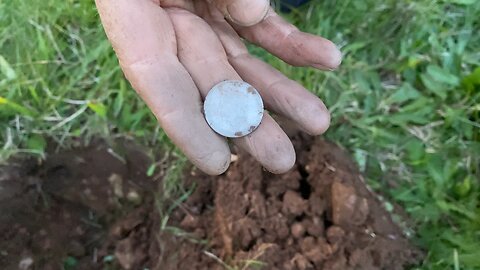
top-left (0, 135), bottom-right (422, 270)
top-left (0, 140), bottom-right (157, 270)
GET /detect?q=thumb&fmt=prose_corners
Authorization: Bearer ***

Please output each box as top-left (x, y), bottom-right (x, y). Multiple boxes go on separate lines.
top-left (213, 0), bottom-right (270, 26)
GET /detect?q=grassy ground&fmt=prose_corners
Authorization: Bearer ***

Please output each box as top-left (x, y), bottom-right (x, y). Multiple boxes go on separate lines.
top-left (1, 0), bottom-right (479, 269)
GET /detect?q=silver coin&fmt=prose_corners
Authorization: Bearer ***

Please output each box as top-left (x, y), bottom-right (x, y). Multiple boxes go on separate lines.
top-left (204, 80), bottom-right (264, 138)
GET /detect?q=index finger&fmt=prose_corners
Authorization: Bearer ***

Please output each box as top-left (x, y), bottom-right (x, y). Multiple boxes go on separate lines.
top-left (96, 0), bottom-right (231, 175)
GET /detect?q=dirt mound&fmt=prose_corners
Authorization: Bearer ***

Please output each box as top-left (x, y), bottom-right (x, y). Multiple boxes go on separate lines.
top-left (0, 136), bottom-right (421, 270)
top-left (0, 140), bottom-right (156, 270)
top-left (161, 135), bottom-right (421, 270)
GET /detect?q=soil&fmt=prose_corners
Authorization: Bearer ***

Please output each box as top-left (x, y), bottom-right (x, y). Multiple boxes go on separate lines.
top-left (0, 135), bottom-right (422, 270)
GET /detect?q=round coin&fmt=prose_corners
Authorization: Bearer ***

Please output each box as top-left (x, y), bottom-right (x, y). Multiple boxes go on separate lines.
top-left (204, 80), bottom-right (264, 138)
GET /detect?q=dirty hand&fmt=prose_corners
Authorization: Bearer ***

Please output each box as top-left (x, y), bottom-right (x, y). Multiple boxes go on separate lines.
top-left (96, 0), bottom-right (342, 175)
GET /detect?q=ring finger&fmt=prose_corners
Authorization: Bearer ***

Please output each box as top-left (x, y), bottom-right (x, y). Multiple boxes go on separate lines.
top-left (167, 8), bottom-right (296, 173)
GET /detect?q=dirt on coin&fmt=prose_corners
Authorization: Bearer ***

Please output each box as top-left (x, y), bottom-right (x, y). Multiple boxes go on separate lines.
top-left (0, 135), bottom-right (422, 270)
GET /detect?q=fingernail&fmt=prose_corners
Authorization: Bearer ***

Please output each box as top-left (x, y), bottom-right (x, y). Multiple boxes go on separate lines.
top-left (312, 45), bottom-right (342, 71)
top-left (330, 45), bottom-right (343, 68)
top-left (226, 0), bottom-right (270, 26)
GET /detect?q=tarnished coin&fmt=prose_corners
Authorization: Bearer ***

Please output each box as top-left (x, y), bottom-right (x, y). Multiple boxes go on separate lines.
top-left (204, 80), bottom-right (264, 138)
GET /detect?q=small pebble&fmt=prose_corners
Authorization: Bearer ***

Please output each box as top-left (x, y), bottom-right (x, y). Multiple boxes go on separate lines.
top-left (126, 190), bottom-right (142, 205)
top-left (291, 222), bottom-right (306, 239)
top-left (18, 257), bottom-right (34, 270)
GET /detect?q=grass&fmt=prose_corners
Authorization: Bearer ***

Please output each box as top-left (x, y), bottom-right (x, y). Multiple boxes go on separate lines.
top-left (1, 0), bottom-right (479, 269)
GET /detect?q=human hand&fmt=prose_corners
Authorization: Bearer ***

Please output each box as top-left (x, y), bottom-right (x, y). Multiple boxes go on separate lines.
top-left (96, 0), bottom-right (342, 175)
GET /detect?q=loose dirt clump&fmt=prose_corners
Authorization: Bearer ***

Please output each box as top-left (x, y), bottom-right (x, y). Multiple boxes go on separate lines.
top-left (0, 136), bottom-right (421, 269)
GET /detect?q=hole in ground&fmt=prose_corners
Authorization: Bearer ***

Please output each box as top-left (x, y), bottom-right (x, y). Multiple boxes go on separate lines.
top-left (297, 166), bottom-right (311, 199)
top-left (324, 217), bottom-right (333, 229)
top-left (295, 214), bottom-right (306, 222)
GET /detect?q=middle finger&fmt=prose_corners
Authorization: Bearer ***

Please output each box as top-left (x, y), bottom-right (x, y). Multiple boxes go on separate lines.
top-left (167, 8), bottom-right (295, 173)
top-left (203, 5), bottom-right (331, 135)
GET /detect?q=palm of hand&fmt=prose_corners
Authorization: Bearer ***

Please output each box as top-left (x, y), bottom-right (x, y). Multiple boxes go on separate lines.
top-left (96, 0), bottom-right (341, 175)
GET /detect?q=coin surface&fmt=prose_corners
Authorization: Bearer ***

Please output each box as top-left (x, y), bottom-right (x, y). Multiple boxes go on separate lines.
top-left (204, 80), bottom-right (264, 138)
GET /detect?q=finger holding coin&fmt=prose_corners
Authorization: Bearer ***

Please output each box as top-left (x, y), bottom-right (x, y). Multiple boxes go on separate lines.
top-left (168, 9), bottom-right (296, 173)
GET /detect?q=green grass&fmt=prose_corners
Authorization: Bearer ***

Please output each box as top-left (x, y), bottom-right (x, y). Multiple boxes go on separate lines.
top-left (1, 0), bottom-right (479, 269)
